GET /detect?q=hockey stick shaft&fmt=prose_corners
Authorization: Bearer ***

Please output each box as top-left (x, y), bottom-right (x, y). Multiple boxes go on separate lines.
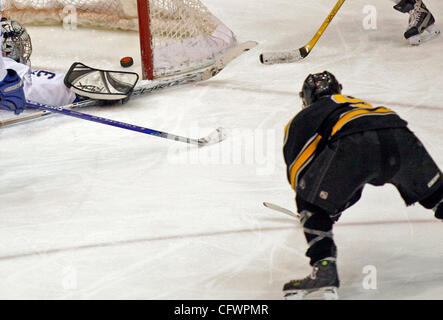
top-left (1, 41), bottom-right (257, 128)
top-left (304, 0), bottom-right (346, 54)
top-left (260, 0), bottom-right (346, 64)
top-left (26, 101), bottom-right (225, 146)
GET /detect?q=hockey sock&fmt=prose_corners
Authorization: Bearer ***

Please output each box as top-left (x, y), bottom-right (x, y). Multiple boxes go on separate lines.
top-left (299, 207), bottom-right (337, 266)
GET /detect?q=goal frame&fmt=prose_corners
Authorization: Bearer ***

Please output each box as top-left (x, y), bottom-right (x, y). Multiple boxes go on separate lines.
top-left (136, 0), bottom-right (154, 80)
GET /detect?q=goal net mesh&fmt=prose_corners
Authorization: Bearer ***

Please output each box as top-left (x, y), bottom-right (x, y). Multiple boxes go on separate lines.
top-left (1, 0), bottom-right (237, 78)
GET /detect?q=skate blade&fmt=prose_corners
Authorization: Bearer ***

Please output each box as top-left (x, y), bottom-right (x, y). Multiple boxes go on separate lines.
top-left (409, 24), bottom-right (440, 45)
top-left (284, 287), bottom-right (339, 300)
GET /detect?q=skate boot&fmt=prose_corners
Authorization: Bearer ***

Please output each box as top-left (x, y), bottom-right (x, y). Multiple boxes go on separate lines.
top-left (404, 1), bottom-right (440, 45)
top-left (283, 258), bottom-right (339, 300)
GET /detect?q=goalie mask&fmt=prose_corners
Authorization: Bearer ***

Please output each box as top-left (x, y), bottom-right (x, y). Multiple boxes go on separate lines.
top-left (1, 18), bottom-right (32, 65)
top-left (299, 71), bottom-right (342, 108)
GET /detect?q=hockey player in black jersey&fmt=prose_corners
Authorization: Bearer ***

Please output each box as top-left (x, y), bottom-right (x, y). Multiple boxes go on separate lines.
top-left (282, 71), bottom-right (443, 300)
top-left (392, 0), bottom-right (440, 45)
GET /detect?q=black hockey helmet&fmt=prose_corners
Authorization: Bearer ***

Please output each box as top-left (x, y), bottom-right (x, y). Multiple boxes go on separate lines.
top-left (1, 18), bottom-right (32, 65)
top-left (299, 71), bottom-right (342, 108)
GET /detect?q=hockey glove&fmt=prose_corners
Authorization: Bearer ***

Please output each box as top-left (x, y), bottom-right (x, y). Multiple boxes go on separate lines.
top-left (64, 62), bottom-right (138, 103)
top-left (0, 69), bottom-right (26, 115)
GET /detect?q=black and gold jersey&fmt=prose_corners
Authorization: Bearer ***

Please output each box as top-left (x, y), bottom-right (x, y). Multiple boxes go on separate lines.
top-left (283, 94), bottom-right (408, 189)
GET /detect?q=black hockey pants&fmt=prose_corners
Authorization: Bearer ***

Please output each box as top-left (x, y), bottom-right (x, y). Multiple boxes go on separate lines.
top-left (295, 128), bottom-right (442, 265)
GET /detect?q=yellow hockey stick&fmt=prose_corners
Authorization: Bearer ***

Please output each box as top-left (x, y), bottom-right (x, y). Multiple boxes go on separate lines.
top-left (260, 0), bottom-right (346, 64)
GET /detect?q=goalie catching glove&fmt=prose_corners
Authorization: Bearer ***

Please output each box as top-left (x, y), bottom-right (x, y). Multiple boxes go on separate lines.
top-left (64, 62), bottom-right (139, 104)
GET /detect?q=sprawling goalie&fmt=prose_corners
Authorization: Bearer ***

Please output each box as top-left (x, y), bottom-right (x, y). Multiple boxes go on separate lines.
top-left (0, 18), bottom-right (138, 116)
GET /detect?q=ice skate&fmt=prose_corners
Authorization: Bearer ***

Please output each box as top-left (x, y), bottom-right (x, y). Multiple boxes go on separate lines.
top-left (283, 258), bottom-right (339, 300)
top-left (404, 1), bottom-right (440, 45)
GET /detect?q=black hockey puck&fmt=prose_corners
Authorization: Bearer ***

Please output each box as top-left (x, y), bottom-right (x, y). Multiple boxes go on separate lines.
top-left (120, 57), bottom-right (134, 68)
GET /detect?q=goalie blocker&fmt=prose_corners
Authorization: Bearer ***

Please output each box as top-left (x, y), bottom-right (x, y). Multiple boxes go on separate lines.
top-left (64, 62), bottom-right (139, 103)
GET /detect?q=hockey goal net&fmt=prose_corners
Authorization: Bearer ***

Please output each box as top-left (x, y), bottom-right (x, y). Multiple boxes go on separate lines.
top-left (0, 0), bottom-right (237, 80)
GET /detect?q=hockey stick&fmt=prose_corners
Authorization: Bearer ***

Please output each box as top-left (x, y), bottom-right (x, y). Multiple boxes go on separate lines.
top-left (0, 71), bottom-right (206, 127)
top-left (0, 41), bottom-right (257, 128)
top-left (263, 202), bottom-right (300, 219)
top-left (260, 0), bottom-right (346, 64)
top-left (26, 100), bottom-right (226, 147)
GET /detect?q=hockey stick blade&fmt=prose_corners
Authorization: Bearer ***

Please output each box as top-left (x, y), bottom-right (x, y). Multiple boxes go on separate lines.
top-left (197, 127), bottom-right (227, 147)
top-left (259, 47), bottom-right (309, 65)
top-left (263, 202), bottom-right (300, 219)
top-left (259, 0), bottom-right (346, 65)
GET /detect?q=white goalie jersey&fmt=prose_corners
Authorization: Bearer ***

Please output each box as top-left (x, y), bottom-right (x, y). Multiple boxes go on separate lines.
top-left (2, 57), bottom-right (77, 106)
top-left (0, 11), bottom-right (76, 107)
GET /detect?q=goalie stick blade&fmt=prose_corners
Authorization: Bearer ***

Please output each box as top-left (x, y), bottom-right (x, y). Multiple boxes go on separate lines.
top-left (197, 127), bottom-right (227, 147)
top-left (0, 110), bottom-right (51, 127)
top-left (203, 41), bottom-right (258, 80)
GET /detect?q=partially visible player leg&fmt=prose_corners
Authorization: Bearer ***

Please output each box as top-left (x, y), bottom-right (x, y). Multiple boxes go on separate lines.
top-left (0, 69), bottom-right (26, 115)
top-left (0, 19), bottom-right (26, 117)
top-left (0, 14), bottom-right (23, 113)
top-left (388, 128), bottom-right (443, 219)
top-left (393, 0), bottom-right (440, 45)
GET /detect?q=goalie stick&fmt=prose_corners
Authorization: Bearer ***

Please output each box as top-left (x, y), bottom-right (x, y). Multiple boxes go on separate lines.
top-left (260, 0), bottom-right (346, 64)
top-left (0, 41), bottom-right (257, 128)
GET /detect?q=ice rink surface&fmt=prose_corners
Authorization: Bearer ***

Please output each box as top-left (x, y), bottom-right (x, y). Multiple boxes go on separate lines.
top-left (0, 0), bottom-right (442, 299)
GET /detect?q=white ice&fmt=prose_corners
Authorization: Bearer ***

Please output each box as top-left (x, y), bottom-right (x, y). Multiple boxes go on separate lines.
top-left (0, 0), bottom-right (442, 299)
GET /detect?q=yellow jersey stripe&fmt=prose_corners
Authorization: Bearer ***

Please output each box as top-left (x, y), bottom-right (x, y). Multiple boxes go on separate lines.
top-left (289, 134), bottom-right (322, 189)
top-left (332, 94), bottom-right (373, 108)
top-left (331, 107), bottom-right (394, 136)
